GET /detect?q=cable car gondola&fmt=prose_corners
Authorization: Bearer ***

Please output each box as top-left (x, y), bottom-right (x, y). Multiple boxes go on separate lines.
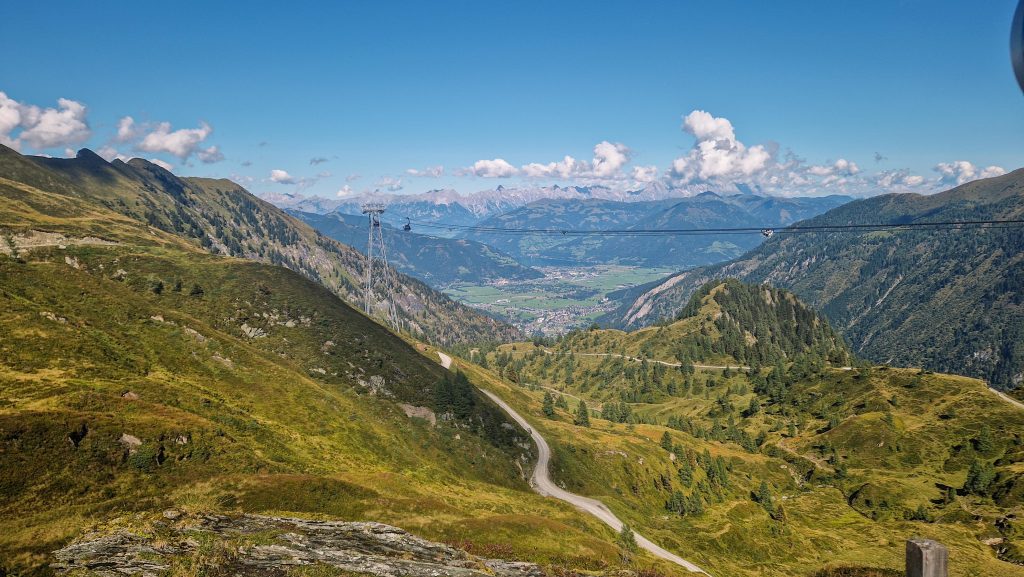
top-left (403, 218), bottom-right (412, 232)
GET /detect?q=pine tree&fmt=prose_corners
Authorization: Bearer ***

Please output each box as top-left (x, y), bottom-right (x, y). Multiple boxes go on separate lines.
top-left (660, 431), bottom-right (673, 451)
top-left (745, 396), bottom-right (761, 417)
top-left (617, 524), bottom-right (638, 555)
top-left (756, 480), bottom-right (775, 515)
top-left (542, 392), bottom-right (555, 419)
top-left (977, 425), bottom-right (994, 453)
top-left (574, 400), bottom-right (591, 427)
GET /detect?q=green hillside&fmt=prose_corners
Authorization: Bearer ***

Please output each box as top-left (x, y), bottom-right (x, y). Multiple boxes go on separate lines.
top-left (602, 169), bottom-right (1024, 389)
top-left (0, 155), bottom-right (678, 576)
top-left (5, 145), bottom-right (519, 346)
top-left (477, 280), bottom-right (1024, 576)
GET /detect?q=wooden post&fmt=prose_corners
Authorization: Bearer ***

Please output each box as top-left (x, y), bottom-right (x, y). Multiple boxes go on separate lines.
top-left (906, 539), bottom-right (948, 577)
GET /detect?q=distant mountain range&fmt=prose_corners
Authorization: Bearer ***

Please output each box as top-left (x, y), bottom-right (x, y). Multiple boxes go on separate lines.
top-left (459, 193), bottom-right (852, 267)
top-left (291, 210), bottom-right (543, 285)
top-left (269, 187), bottom-right (852, 268)
top-left (268, 182), bottom-right (692, 221)
top-left (601, 168), bottom-right (1024, 388)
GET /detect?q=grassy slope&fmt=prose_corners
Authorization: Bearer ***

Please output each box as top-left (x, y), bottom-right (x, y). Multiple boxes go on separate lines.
top-left (0, 168), bottom-right (654, 575)
top-left (476, 285), bottom-right (1024, 576)
top-left (10, 145), bottom-right (519, 346)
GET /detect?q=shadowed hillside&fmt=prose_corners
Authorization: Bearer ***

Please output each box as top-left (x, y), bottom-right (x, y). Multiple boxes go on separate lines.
top-left (601, 170), bottom-right (1024, 388)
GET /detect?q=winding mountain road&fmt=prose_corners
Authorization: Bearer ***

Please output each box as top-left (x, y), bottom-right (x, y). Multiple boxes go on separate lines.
top-left (437, 351), bottom-right (710, 575)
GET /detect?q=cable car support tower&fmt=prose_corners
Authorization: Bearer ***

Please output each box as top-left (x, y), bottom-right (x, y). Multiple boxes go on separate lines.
top-left (361, 203), bottom-right (399, 329)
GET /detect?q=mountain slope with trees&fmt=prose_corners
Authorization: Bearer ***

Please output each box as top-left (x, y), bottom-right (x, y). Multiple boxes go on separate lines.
top-left (460, 194), bottom-right (851, 267)
top-left (0, 154), bottom-right (652, 575)
top-left (5, 145), bottom-right (519, 346)
top-left (474, 280), bottom-right (1024, 576)
top-left (292, 210), bottom-right (542, 285)
top-left (601, 169), bottom-right (1024, 388)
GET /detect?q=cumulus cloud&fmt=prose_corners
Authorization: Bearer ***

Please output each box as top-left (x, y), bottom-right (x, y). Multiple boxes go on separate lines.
top-left (934, 160), bottom-right (1006, 186)
top-left (270, 169), bottom-right (297, 184)
top-left (336, 184), bottom-right (356, 197)
top-left (149, 158), bottom-right (174, 171)
top-left (670, 110), bottom-right (772, 184)
top-left (592, 141), bottom-right (630, 177)
top-left (0, 91), bottom-right (91, 150)
top-left (471, 158), bottom-right (518, 178)
top-left (196, 145), bottom-right (224, 164)
top-left (376, 176), bottom-right (403, 191)
top-left (632, 165), bottom-right (659, 183)
top-left (521, 156), bottom-right (584, 179)
top-left (808, 158), bottom-right (860, 177)
top-left (116, 116), bottom-right (137, 142)
top-left (406, 165), bottom-right (445, 177)
top-left (0, 93), bottom-right (20, 147)
top-left (874, 169), bottom-right (926, 191)
top-left (97, 145), bottom-right (131, 163)
top-left (136, 121), bottom-right (213, 161)
top-left (475, 141), bottom-right (634, 183)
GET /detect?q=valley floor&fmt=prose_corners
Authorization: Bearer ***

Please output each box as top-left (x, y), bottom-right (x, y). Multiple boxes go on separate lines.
top-left (443, 265), bottom-right (673, 335)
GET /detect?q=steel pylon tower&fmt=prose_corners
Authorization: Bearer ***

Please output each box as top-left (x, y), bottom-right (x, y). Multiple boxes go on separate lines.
top-left (361, 203), bottom-right (399, 329)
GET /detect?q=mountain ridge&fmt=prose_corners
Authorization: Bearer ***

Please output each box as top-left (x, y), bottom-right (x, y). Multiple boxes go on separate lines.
top-left (3, 145), bottom-right (521, 346)
top-left (600, 168), bottom-right (1024, 388)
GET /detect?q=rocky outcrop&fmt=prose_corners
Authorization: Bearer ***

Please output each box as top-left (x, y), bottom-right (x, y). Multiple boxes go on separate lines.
top-left (53, 514), bottom-right (546, 577)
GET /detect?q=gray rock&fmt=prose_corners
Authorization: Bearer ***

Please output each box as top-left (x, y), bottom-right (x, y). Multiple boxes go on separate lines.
top-left (53, 514), bottom-right (548, 577)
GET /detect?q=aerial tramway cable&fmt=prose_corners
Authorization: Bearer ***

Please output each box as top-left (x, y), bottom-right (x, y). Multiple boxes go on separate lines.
top-left (402, 217), bottom-right (1024, 237)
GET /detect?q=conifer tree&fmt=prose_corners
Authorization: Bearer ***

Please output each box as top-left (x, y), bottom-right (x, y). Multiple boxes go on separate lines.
top-left (542, 392), bottom-right (555, 418)
top-left (574, 400), bottom-right (591, 427)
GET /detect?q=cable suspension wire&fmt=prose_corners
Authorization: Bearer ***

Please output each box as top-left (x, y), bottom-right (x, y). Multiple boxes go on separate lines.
top-left (405, 217), bottom-right (1024, 237)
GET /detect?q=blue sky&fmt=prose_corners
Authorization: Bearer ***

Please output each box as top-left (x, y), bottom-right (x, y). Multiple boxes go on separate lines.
top-left (1, 1), bottom-right (1021, 198)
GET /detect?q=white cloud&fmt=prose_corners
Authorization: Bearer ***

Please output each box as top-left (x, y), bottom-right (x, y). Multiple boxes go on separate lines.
top-left (270, 169), bottom-right (297, 184)
top-left (471, 158), bottom-right (518, 178)
top-left (632, 165), bottom-right (658, 183)
top-left (874, 169), bottom-right (926, 191)
top-left (521, 155), bottom-right (584, 179)
top-left (934, 160), bottom-right (1006, 186)
top-left (116, 116), bottom-right (137, 142)
top-left (149, 158), bottom-right (174, 171)
top-left (808, 158), bottom-right (860, 177)
top-left (337, 184), bottom-right (356, 197)
top-left (670, 110), bottom-right (772, 184)
top-left (0, 92), bottom-right (23, 148)
top-left (345, 173), bottom-right (361, 182)
top-left (97, 145), bottom-right (131, 162)
top-left (197, 145), bottom-right (224, 164)
top-left (406, 165), bottom-right (445, 177)
top-left (591, 141), bottom-right (630, 177)
top-left (682, 110), bottom-right (736, 142)
top-left (376, 176), bottom-right (403, 191)
top-left (136, 121), bottom-right (213, 160)
top-left (0, 92), bottom-right (91, 150)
